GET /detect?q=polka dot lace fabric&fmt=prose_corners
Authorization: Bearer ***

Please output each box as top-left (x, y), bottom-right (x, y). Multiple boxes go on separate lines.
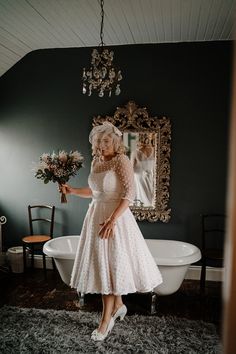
top-left (91, 154), bottom-right (135, 202)
top-left (70, 153), bottom-right (163, 295)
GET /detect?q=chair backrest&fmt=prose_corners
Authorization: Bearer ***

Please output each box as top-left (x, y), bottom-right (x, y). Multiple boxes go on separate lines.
top-left (201, 213), bottom-right (225, 252)
top-left (28, 205), bottom-right (55, 238)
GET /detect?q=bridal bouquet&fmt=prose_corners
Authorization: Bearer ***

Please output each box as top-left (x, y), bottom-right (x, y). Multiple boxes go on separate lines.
top-left (34, 150), bottom-right (84, 203)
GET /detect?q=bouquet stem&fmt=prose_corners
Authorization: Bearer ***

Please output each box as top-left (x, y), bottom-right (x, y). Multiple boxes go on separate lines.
top-left (60, 192), bottom-right (67, 203)
top-left (59, 183), bottom-right (67, 203)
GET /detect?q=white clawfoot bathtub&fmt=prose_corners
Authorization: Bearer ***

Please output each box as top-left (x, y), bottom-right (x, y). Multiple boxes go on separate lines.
top-left (145, 239), bottom-right (201, 295)
top-left (43, 235), bottom-right (201, 296)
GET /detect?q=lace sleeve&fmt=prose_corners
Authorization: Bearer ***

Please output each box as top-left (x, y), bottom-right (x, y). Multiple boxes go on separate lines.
top-left (115, 154), bottom-right (135, 203)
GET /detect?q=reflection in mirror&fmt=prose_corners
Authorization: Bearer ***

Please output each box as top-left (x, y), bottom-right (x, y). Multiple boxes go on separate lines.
top-left (123, 132), bottom-right (156, 207)
top-left (93, 101), bottom-right (171, 222)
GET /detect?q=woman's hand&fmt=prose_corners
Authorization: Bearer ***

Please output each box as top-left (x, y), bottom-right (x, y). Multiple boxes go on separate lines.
top-left (99, 217), bottom-right (116, 239)
top-left (59, 184), bottom-right (74, 195)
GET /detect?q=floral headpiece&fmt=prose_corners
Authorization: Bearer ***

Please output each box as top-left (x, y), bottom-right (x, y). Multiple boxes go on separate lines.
top-left (89, 121), bottom-right (122, 143)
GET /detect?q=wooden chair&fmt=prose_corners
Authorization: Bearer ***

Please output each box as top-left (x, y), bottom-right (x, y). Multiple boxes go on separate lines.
top-left (22, 205), bottom-right (55, 277)
top-left (200, 213), bottom-right (225, 294)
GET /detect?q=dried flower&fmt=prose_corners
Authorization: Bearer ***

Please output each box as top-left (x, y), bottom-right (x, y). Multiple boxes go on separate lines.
top-left (34, 150), bottom-right (84, 185)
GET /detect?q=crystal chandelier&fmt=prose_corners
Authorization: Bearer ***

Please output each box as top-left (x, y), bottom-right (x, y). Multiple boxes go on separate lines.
top-left (82, 0), bottom-right (122, 97)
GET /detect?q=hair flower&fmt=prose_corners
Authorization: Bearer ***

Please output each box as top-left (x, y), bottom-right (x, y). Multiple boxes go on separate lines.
top-left (89, 121), bottom-right (122, 143)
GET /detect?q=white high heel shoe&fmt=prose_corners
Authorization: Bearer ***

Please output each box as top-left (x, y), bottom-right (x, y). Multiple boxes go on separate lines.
top-left (112, 304), bottom-right (127, 321)
top-left (91, 316), bottom-right (115, 341)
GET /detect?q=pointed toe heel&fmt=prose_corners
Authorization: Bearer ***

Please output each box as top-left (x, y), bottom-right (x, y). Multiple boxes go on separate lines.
top-left (120, 311), bottom-right (127, 321)
top-left (112, 304), bottom-right (127, 321)
top-left (91, 317), bottom-right (115, 341)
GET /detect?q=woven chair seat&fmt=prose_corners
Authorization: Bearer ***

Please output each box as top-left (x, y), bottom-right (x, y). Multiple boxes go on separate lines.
top-left (22, 235), bottom-right (51, 244)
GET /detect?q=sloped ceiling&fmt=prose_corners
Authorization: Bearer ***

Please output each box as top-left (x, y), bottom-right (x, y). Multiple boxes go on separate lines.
top-left (0, 0), bottom-right (235, 77)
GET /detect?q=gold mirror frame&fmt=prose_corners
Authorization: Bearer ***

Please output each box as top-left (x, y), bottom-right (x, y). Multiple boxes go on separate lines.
top-left (93, 101), bottom-right (171, 222)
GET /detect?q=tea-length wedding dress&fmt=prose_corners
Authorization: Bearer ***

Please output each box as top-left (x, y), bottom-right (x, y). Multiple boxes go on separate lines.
top-left (131, 149), bottom-right (155, 206)
top-left (70, 153), bottom-right (163, 295)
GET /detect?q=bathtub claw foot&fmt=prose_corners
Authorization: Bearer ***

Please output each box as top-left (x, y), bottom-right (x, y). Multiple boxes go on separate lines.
top-left (149, 292), bottom-right (157, 315)
top-left (77, 291), bottom-right (85, 307)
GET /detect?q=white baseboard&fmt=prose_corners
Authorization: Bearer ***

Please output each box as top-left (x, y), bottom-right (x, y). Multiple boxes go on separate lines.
top-left (185, 265), bottom-right (224, 282)
top-left (32, 256), bottom-right (224, 282)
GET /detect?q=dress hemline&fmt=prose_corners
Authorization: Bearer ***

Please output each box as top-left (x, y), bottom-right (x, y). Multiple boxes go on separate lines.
top-left (71, 280), bottom-right (163, 296)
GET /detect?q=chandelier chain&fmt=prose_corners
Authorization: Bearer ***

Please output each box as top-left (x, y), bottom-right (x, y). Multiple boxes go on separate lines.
top-left (100, 0), bottom-right (105, 47)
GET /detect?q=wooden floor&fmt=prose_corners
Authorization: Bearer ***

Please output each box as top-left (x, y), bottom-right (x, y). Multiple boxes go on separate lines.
top-left (0, 268), bottom-right (223, 334)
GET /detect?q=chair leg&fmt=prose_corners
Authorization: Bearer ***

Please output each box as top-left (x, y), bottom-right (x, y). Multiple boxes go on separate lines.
top-left (43, 253), bottom-right (47, 279)
top-left (200, 260), bottom-right (206, 295)
top-left (31, 244), bottom-right (34, 269)
top-left (23, 243), bottom-right (27, 272)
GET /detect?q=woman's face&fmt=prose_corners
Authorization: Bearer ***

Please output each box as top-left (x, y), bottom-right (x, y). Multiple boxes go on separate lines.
top-left (95, 133), bottom-right (115, 156)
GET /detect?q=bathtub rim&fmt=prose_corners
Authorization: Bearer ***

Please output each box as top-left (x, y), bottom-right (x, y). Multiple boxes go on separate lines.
top-left (145, 239), bottom-right (202, 266)
top-left (43, 235), bottom-right (201, 266)
top-left (43, 235), bottom-right (80, 260)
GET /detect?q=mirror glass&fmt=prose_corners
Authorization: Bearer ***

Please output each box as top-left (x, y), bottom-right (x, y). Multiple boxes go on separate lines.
top-left (123, 132), bottom-right (156, 208)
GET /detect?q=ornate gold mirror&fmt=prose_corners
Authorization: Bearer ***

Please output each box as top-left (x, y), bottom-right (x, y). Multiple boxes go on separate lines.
top-left (93, 101), bottom-right (171, 222)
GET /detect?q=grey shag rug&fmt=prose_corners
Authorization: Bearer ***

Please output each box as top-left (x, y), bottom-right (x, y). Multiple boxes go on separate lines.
top-left (0, 306), bottom-right (221, 354)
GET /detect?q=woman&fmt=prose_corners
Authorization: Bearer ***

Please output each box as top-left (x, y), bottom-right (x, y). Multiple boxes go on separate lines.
top-left (62, 121), bottom-right (163, 341)
top-left (130, 137), bottom-right (155, 207)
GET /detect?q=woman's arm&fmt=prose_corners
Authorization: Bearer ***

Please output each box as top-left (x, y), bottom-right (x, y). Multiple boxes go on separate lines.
top-left (99, 199), bottom-right (130, 239)
top-left (99, 154), bottom-right (135, 239)
top-left (109, 199), bottom-right (130, 221)
top-left (61, 184), bottom-right (92, 198)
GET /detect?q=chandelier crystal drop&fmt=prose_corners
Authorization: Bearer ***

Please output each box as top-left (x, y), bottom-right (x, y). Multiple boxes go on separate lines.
top-left (82, 0), bottom-right (122, 97)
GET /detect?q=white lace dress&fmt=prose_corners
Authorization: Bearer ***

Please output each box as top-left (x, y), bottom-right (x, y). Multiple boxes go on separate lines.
top-left (131, 150), bottom-right (155, 207)
top-left (70, 154), bottom-right (163, 295)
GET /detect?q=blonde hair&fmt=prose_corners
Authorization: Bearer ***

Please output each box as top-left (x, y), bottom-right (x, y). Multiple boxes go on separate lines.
top-left (91, 132), bottom-right (126, 159)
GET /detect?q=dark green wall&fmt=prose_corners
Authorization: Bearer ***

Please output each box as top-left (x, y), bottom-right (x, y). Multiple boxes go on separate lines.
top-left (0, 41), bottom-right (232, 250)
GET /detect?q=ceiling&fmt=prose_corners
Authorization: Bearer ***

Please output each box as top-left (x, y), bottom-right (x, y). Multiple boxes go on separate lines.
top-left (0, 0), bottom-right (235, 78)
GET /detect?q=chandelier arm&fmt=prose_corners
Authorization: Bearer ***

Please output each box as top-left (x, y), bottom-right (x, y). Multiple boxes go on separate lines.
top-left (82, 0), bottom-right (122, 97)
